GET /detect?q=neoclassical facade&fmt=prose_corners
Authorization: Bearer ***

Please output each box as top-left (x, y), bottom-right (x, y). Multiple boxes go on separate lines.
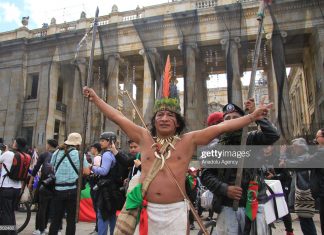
top-left (0, 0), bottom-right (323, 149)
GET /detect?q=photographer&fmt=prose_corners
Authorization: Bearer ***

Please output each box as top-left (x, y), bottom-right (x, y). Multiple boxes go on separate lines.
top-left (28, 139), bottom-right (58, 235)
top-left (48, 133), bottom-right (90, 235)
top-left (90, 132), bottom-right (124, 235)
top-left (0, 137), bottom-right (30, 235)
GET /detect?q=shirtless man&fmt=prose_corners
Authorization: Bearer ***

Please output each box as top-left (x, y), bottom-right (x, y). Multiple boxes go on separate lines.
top-left (83, 86), bottom-right (272, 234)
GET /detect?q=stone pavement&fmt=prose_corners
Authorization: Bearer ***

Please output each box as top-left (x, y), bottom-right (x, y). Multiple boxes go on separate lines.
top-left (16, 211), bottom-right (321, 235)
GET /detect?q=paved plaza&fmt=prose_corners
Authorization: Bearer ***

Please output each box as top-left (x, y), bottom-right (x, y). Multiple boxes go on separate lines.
top-left (15, 211), bottom-right (321, 235)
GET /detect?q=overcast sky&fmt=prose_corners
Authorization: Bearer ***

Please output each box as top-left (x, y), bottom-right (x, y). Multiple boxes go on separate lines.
top-left (0, 0), bottom-right (169, 32)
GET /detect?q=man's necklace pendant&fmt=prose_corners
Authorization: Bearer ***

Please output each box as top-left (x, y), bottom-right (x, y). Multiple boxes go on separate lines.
top-left (151, 135), bottom-right (181, 169)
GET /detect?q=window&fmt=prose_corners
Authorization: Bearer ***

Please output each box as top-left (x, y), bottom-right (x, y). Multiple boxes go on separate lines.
top-left (21, 127), bottom-right (33, 148)
top-left (26, 74), bottom-right (39, 100)
top-left (54, 120), bottom-right (60, 142)
top-left (57, 76), bottom-right (63, 103)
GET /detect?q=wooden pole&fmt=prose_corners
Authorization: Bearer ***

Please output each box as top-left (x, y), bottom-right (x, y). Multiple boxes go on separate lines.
top-left (76, 7), bottom-right (99, 222)
top-left (233, 0), bottom-right (266, 210)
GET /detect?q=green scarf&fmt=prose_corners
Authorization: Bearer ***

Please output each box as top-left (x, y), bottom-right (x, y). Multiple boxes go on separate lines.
top-left (126, 183), bottom-right (143, 223)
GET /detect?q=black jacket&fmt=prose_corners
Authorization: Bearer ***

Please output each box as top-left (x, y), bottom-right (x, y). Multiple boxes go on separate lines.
top-left (201, 118), bottom-right (280, 208)
top-left (115, 151), bottom-right (141, 179)
top-left (311, 148), bottom-right (324, 198)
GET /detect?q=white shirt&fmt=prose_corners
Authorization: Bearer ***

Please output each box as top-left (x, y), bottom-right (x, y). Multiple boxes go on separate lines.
top-left (0, 151), bottom-right (22, 188)
top-left (93, 155), bottom-right (102, 166)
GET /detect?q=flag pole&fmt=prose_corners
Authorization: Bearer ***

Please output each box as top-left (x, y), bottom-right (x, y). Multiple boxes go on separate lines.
top-left (233, 0), bottom-right (267, 210)
top-left (76, 7), bottom-right (99, 222)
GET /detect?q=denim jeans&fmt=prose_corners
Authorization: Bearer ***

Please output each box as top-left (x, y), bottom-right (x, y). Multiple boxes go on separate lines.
top-left (97, 209), bottom-right (116, 235)
top-left (48, 189), bottom-right (77, 235)
top-left (216, 204), bottom-right (270, 235)
top-left (299, 217), bottom-right (317, 235)
top-left (320, 197), bottom-right (324, 235)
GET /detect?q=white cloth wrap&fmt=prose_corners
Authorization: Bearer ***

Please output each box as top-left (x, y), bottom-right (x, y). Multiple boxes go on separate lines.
top-left (134, 200), bottom-right (189, 235)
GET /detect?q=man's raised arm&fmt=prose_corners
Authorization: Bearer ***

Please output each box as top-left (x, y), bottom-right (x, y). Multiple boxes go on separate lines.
top-left (83, 86), bottom-right (146, 144)
top-left (190, 103), bottom-right (273, 146)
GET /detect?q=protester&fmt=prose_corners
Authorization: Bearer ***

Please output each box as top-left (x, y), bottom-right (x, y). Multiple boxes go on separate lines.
top-left (90, 132), bottom-right (124, 235)
top-left (204, 111), bottom-right (224, 221)
top-left (282, 138), bottom-right (317, 235)
top-left (186, 167), bottom-right (199, 230)
top-left (111, 140), bottom-right (141, 188)
top-left (0, 137), bottom-right (31, 235)
top-left (28, 139), bottom-right (58, 235)
top-left (201, 99), bottom-right (280, 235)
top-left (262, 145), bottom-right (294, 235)
top-left (310, 128), bottom-right (324, 234)
top-left (89, 142), bottom-right (102, 235)
top-left (48, 133), bottom-right (90, 235)
top-left (83, 85), bottom-right (271, 234)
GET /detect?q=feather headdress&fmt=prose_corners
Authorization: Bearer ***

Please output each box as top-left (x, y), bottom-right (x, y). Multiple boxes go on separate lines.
top-left (154, 55), bottom-right (181, 114)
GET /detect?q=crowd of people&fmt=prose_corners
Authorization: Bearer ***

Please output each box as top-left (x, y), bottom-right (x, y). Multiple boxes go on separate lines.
top-left (0, 85), bottom-right (323, 235)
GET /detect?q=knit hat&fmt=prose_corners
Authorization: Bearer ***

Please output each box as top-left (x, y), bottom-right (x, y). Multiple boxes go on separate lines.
top-left (154, 55), bottom-right (181, 114)
top-left (207, 112), bottom-right (224, 126)
top-left (64, 133), bottom-right (82, 146)
top-left (292, 137), bottom-right (309, 152)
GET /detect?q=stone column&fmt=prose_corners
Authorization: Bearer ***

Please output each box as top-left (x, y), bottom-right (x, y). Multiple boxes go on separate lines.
top-left (310, 26), bottom-right (324, 128)
top-left (123, 61), bottom-right (135, 122)
top-left (45, 62), bottom-right (60, 140)
top-left (183, 44), bottom-right (207, 131)
top-left (69, 59), bottom-right (86, 135)
top-left (3, 67), bottom-right (25, 141)
top-left (135, 80), bottom-right (144, 126)
top-left (104, 54), bottom-right (120, 134)
top-left (90, 68), bottom-right (104, 143)
top-left (139, 49), bottom-right (156, 124)
top-left (221, 38), bottom-right (243, 107)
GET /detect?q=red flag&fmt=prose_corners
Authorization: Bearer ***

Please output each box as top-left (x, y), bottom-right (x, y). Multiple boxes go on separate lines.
top-left (163, 55), bottom-right (171, 98)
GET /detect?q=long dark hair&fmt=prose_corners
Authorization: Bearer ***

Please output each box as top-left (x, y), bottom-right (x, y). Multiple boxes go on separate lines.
top-left (58, 143), bottom-right (79, 154)
top-left (150, 112), bottom-right (186, 137)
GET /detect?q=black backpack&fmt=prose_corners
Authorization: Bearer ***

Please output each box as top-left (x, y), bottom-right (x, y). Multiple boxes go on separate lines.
top-left (41, 152), bottom-right (55, 179)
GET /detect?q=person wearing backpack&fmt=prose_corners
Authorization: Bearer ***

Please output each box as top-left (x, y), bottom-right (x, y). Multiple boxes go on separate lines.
top-left (0, 137), bottom-right (31, 235)
top-left (48, 133), bottom-right (90, 235)
top-left (89, 132), bottom-right (124, 235)
top-left (28, 139), bottom-right (58, 235)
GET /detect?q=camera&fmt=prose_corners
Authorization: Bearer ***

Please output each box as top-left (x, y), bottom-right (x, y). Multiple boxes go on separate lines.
top-left (42, 174), bottom-right (56, 188)
top-left (108, 136), bottom-right (116, 144)
top-left (93, 178), bottom-right (111, 191)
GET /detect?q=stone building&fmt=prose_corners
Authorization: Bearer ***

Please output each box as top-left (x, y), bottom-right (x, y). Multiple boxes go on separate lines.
top-left (0, 0), bottom-right (323, 150)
